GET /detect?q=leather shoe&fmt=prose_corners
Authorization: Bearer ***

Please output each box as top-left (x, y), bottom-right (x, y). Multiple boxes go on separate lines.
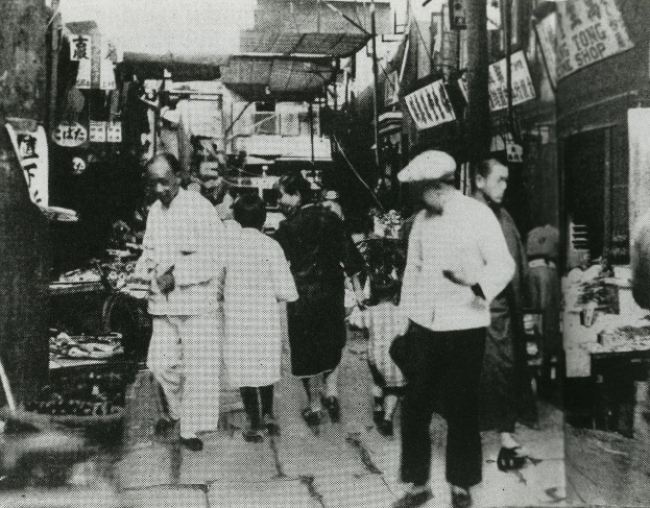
top-left (322, 396), bottom-right (340, 423)
top-left (497, 446), bottom-right (527, 471)
top-left (376, 419), bottom-right (394, 437)
top-left (301, 407), bottom-right (324, 427)
top-left (154, 417), bottom-right (178, 435)
top-left (263, 415), bottom-right (281, 436)
top-left (451, 487), bottom-right (472, 508)
top-left (180, 437), bottom-right (203, 451)
top-left (392, 488), bottom-right (433, 508)
top-left (242, 429), bottom-right (264, 443)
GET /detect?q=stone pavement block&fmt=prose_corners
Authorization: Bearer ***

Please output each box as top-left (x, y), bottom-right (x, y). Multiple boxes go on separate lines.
top-left (275, 424), bottom-right (369, 478)
top-left (473, 459), bottom-right (567, 507)
top-left (312, 475), bottom-right (397, 508)
top-left (208, 478), bottom-right (319, 508)
top-left (0, 487), bottom-right (122, 508)
top-left (181, 432), bottom-right (279, 483)
top-left (121, 485), bottom-right (208, 508)
top-left (115, 442), bottom-right (182, 489)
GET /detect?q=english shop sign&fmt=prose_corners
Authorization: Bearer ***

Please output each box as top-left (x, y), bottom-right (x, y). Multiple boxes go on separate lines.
top-left (556, 0), bottom-right (633, 81)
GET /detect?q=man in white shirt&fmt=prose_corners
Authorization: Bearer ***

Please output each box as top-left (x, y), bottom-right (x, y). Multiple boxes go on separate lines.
top-left (393, 150), bottom-right (515, 508)
top-left (133, 153), bottom-right (225, 452)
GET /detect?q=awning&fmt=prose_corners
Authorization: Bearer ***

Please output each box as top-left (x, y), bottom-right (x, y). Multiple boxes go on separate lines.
top-left (221, 56), bottom-right (334, 101)
top-left (239, 31), bottom-right (370, 58)
top-left (120, 52), bottom-right (229, 81)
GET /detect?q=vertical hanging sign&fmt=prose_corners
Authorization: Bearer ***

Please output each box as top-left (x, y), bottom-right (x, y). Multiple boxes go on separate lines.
top-left (72, 34), bottom-right (92, 89)
top-left (5, 124), bottom-right (49, 206)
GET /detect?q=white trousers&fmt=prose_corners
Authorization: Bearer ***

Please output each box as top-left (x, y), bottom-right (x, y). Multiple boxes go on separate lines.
top-left (147, 313), bottom-right (222, 438)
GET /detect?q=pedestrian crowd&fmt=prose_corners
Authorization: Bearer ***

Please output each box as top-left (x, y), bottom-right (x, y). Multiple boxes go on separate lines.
top-left (131, 150), bottom-right (558, 508)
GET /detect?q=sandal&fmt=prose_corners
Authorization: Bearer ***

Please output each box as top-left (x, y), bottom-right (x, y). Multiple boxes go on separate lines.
top-left (497, 446), bottom-right (527, 471)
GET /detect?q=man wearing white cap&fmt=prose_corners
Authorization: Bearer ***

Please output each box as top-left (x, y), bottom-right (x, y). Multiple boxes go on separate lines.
top-left (392, 150), bottom-right (515, 508)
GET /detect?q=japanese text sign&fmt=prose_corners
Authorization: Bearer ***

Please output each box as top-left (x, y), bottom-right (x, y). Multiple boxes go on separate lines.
top-left (404, 80), bottom-right (456, 131)
top-left (556, 0), bottom-right (634, 81)
top-left (488, 50), bottom-right (536, 111)
top-left (107, 122), bottom-right (122, 143)
top-left (89, 121), bottom-right (107, 143)
top-left (52, 121), bottom-right (88, 147)
top-left (6, 124), bottom-right (49, 206)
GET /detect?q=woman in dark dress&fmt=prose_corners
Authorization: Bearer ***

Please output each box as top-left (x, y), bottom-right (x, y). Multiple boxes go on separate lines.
top-left (274, 174), bottom-right (365, 426)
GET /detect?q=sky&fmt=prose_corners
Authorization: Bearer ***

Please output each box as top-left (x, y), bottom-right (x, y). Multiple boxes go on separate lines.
top-left (55, 0), bottom-right (419, 56)
top-left (56, 0), bottom-right (258, 55)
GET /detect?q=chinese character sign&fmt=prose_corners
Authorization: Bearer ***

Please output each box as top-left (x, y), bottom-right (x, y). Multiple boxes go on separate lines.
top-left (6, 124), bottom-right (49, 206)
top-left (488, 50), bottom-right (536, 111)
top-left (74, 35), bottom-right (92, 89)
top-left (556, 0), bottom-right (634, 81)
top-left (404, 80), bottom-right (456, 131)
top-left (70, 35), bottom-right (90, 61)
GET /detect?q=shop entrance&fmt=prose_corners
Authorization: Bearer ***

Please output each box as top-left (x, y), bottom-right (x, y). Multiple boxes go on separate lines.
top-left (563, 129), bottom-right (607, 264)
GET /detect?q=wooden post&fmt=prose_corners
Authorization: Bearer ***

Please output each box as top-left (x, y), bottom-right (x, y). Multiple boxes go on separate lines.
top-left (0, 0), bottom-right (50, 406)
top-left (465, 0), bottom-right (490, 166)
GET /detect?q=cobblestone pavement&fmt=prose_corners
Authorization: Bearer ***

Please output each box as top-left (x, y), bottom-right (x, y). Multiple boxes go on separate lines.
top-left (0, 330), bottom-right (569, 508)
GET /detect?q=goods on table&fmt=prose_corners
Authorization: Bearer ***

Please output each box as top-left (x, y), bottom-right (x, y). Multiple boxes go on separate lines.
top-left (371, 209), bottom-right (403, 239)
top-left (55, 267), bottom-right (102, 284)
top-left (25, 369), bottom-right (126, 416)
top-left (50, 332), bottom-right (123, 360)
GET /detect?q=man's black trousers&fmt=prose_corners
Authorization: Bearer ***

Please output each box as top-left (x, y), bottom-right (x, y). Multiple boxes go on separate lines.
top-left (400, 323), bottom-right (486, 489)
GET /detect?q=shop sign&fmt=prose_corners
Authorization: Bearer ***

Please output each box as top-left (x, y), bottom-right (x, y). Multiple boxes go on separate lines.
top-left (5, 123), bottom-right (49, 206)
top-left (70, 34), bottom-right (91, 62)
top-left (384, 70), bottom-right (400, 107)
top-left (89, 121), bottom-right (107, 143)
top-left (534, 12), bottom-right (558, 89)
top-left (488, 51), bottom-right (536, 111)
top-left (74, 35), bottom-right (117, 90)
top-left (107, 121), bottom-right (122, 143)
top-left (449, 0), bottom-right (466, 30)
top-left (52, 121), bottom-right (87, 147)
top-left (404, 80), bottom-right (456, 131)
top-left (556, 0), bottom-right (634, 81)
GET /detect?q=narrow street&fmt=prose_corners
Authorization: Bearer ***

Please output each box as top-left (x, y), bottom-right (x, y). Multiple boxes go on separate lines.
top-left (104, 328), bottom-right (567, 508)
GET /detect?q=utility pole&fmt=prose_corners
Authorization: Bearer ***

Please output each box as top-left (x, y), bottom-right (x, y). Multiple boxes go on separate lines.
top-left (503, 0), bottom-right (514, 135)
top-left (465, 0), bottom-right (490, 164)
top-left (371, 0), bottom-right (382, 170)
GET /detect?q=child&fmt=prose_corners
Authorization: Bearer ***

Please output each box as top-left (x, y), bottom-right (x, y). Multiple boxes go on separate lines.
top-left (223, 194), bottom-right (298, 442)
top-left (361, 237), bottom-right (407, 437)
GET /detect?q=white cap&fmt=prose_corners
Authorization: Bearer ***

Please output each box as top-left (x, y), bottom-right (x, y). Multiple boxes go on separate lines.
top-left (398, 150), bottom-right (456, 183)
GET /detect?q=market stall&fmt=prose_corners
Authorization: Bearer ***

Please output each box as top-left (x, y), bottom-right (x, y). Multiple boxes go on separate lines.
top-left (563, 264), bottom-right (650, 437)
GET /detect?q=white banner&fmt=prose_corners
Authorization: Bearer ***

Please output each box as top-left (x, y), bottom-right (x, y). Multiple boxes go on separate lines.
top-left (6, 124), bottom-right (49, 207)
top-left (488, 50), bottom-right (536, 111)
top-left (404, 80), bottom-right (456, 131)
top-left (556, 0), bottom-right (634, 81)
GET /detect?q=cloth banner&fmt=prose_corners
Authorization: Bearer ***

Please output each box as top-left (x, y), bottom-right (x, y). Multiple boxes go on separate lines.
top-left (5, 123), bottom-right (49, 206)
